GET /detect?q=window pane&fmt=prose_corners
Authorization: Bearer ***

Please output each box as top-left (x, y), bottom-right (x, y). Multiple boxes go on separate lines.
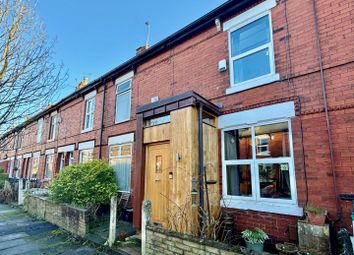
top-left (145, 115), bottom-right (171, 127)
top-left (45, 155), bottom-right (53, 179)
top-left (80, 149), bottom-right (93, 163)
top-left (226, 165), bottom-right (252, 196)
top-left (31, 157), bottom-right (39, 179)
top-left (224, 128), bottom-right (252, 160)
top-left (116, 91), bottom-right (131, 122)
top-left (255, 122), bottom-right (290, 158)
top-left (120, 144), bottom-right (132, 156)
top-left (233, 48), bottom-right (271, 84)
top-left (117, 80), bottom-right (131, 93)
top-left (258, 163), bottom-right (291, 200)
top-left (231, 15), bottom-right (270, 56)
top-left (110, 146), bottom-right (119, 157)
top-left (110, 157), bottom-right (131, 192)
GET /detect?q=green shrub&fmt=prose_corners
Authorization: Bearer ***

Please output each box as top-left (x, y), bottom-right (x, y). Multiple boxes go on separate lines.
top-left (0, 172), bottom-right (8, 189)
top-left (0, 168), bottom-right (5, 173)
top-left (49, 160), bottom-right (118, 209)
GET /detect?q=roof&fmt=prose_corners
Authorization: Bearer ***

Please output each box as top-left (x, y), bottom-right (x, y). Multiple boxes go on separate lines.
top-left (1, 0), bottom-right (255, 139)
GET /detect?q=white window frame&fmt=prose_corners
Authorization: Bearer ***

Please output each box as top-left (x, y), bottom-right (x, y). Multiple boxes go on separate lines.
top-left (109, 143), bottom-right (133, 193)
top-left (44, 154), bottom-right (54, 180)
top-left (68, 152), bottom-right (74, 166)
top-left (30, 152), bottom-right (40, 180)
top-left (48, 114), bottom-right (57, 141)
top-left (224, 0), bottom-right (279, 94)
top-left (82, 94), bottom-right (95, 133)
top-left (115, 77), bottom-right (132, 124)
top-left (59, 153), bottom-right (65, 171)
top-left (79, 149), bottom-right (93, 163)
top-left (37, 118), bottom-right (43, 144)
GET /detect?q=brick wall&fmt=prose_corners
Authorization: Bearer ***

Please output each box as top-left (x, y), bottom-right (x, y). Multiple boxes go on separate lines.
top-left (24, 195), bottom-right (89, 237)
top-left (145, 226), bottom-right (242, 255)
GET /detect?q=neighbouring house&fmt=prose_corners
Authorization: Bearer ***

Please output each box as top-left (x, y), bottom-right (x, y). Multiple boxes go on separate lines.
top-left (0, 0), bottom-right (353, 242)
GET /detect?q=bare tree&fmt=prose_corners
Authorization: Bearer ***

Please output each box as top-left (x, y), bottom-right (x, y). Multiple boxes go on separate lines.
top-left (0, 0), bottom-right (66, 136)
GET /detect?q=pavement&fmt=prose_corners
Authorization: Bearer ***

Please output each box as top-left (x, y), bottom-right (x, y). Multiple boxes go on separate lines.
top-left (0, 203), bottom-right (113, 255)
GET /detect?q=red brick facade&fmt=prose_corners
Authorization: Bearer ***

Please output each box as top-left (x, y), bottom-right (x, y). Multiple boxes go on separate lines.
top-left (1, 0), bottom-right (353, 241)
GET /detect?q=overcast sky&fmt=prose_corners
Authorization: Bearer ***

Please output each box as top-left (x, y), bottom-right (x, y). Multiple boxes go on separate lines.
top-left (35, 0), bottom-right (227, 100)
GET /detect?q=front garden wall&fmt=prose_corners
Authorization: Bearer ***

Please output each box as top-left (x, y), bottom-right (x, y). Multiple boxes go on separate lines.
top-left (24, 194), bottom-right (89, 237)
top-left (146, 225), bottom-right (242, 255)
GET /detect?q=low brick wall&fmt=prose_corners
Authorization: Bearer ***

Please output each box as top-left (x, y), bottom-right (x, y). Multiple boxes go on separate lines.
top-left (24, 195), bottom-right (89, 237)
top-left (146, 225), bottom-right (242, 255)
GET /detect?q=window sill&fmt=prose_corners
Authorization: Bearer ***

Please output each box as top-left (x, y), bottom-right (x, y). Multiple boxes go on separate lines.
top-left (81, 128), bottom-right (93, 134)
top-left (226, 73), bottom-right (280, 95)
top-left (47, 139), bottom-right (55, 143)
top-left (220, 198), bottom-right (303, 217)
top-left (115, 118), bottom-right (130, 125)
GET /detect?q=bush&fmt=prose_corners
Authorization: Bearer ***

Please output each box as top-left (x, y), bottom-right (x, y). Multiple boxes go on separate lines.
top-left (49, 160), bottom-right (118, 210)
top-left (0, 168), bottom-right (5, 173)
top-left (0, 172), bottom-right (9, 189)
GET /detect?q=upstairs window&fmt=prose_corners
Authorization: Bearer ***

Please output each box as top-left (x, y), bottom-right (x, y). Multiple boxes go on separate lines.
top-left (224, 0), bottom-right (279, 94)
top-left (37, 118), bottom-right (43, 144)
top-left (115, 79), bottom-right (132, 123)
top-left (48, 114), bottom-right (57, 140)
top-left (84, 97), bottom-right (95, 131)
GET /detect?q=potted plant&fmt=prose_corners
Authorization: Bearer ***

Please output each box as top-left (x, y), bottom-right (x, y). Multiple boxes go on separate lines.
top-left (241, 227), bottom-right (269, 253)
top-left (305, 205), bottom-right (327, 225)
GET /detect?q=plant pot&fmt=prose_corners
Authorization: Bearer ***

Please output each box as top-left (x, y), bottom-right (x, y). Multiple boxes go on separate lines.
top-left (307, 211), bottom-right (327, 225)
top-left (245, 241), bottom-right (264, 253)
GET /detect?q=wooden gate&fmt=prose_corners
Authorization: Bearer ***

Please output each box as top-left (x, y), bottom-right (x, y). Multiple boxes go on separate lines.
top-left (144, 142), bottom-right (171, 227)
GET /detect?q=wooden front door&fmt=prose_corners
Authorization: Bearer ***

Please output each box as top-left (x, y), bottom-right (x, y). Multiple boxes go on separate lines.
top-left (145, 142), bottom-right (171, 227)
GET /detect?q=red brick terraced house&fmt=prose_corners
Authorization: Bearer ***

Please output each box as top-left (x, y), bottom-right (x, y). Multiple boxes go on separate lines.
top-left (0, 0), bottom-right (354, 243)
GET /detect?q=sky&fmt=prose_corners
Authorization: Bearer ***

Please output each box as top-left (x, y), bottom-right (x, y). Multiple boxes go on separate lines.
top-left (35, 0), bottom-right (227, 100)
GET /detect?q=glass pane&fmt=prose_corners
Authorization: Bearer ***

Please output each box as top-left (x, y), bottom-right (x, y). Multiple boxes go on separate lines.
top-left (255, 122), bottom-right (290, 158)
top-left (31, 157), bottom-right (39, 179)
top-left (258, 163), bottom-right (291, 200)
top-left (145, 115), bottom-right (171, 127)
top-left (226, 165), bottom-right (252, 196)
top-left (231, 15), bottom-right (270, 56)
top-left (120, 144), bottom-right (132, 156)
top-left (117, 80), bottom-right (131, 93)
top-left (110, 146), bottom-right (119, 157)
top-left (45, 155), bottom-right (53, 179)
top-left (224, 128), bottom-right (252, 160)
top-left (116, 91), bottom-right (131, 122)
top-left (233, 48), bottom-right (271, 84)
top-left (110, 157), bottom-right (131, 192)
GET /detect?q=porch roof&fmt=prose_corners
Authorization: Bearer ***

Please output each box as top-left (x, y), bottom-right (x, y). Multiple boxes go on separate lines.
top-left (136, 91), bottom-right (222, 118)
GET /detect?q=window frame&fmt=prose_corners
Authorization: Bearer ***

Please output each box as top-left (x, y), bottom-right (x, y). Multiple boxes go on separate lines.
top-left (221, 118), bottom-right (301, 215)
top-left (115, 79), bottom-right (132, 124)
top-left (79, 149), bottom-right (93, 163)
top-left (224, 0), bottom-right (279, 94)
top-left (48, 114), bottom-right (57, 141)
top-left (108, 142), bottom-right (132, 193)
top-left (44, 154), bottom-right (54, 180)
top-left (82, 97), bottom-right (95, 132)
top-left (37, 118), bottom-right (43, 144)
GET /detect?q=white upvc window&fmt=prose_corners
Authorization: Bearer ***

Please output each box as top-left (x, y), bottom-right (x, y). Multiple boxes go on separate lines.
top-left (115, 79), bottom-right (132, 123)
top-left (224, 0), bottom-right (279, 94)
top-left (222, 119), bottom-right (302, 216)
top-left (79, 149), bottom-right (93, 163)
top-left (109, 143), bottom-right (132, 193)
top-left (59, 153), bottom-right (65, 171)
top-left (44, 154), bottom-right (54, 180)
top-left (48, 114), bottom-right (57, 141)
top-left (68, 152), bottom-right (74, 166)
top-left (83, 97), bottom-right (95, 132)
top-left (31, 154), bottom-right (40, 179)
top-left (37, 118), bottom-right (43, 144)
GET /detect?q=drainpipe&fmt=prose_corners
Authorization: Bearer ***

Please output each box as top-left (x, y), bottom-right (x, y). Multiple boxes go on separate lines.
top-left (98, 79), bottom-right (107, 159)
top-left (311, 0), bottom-right (341, 222)
top-left (198, 104), bottom-right (205, 227)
